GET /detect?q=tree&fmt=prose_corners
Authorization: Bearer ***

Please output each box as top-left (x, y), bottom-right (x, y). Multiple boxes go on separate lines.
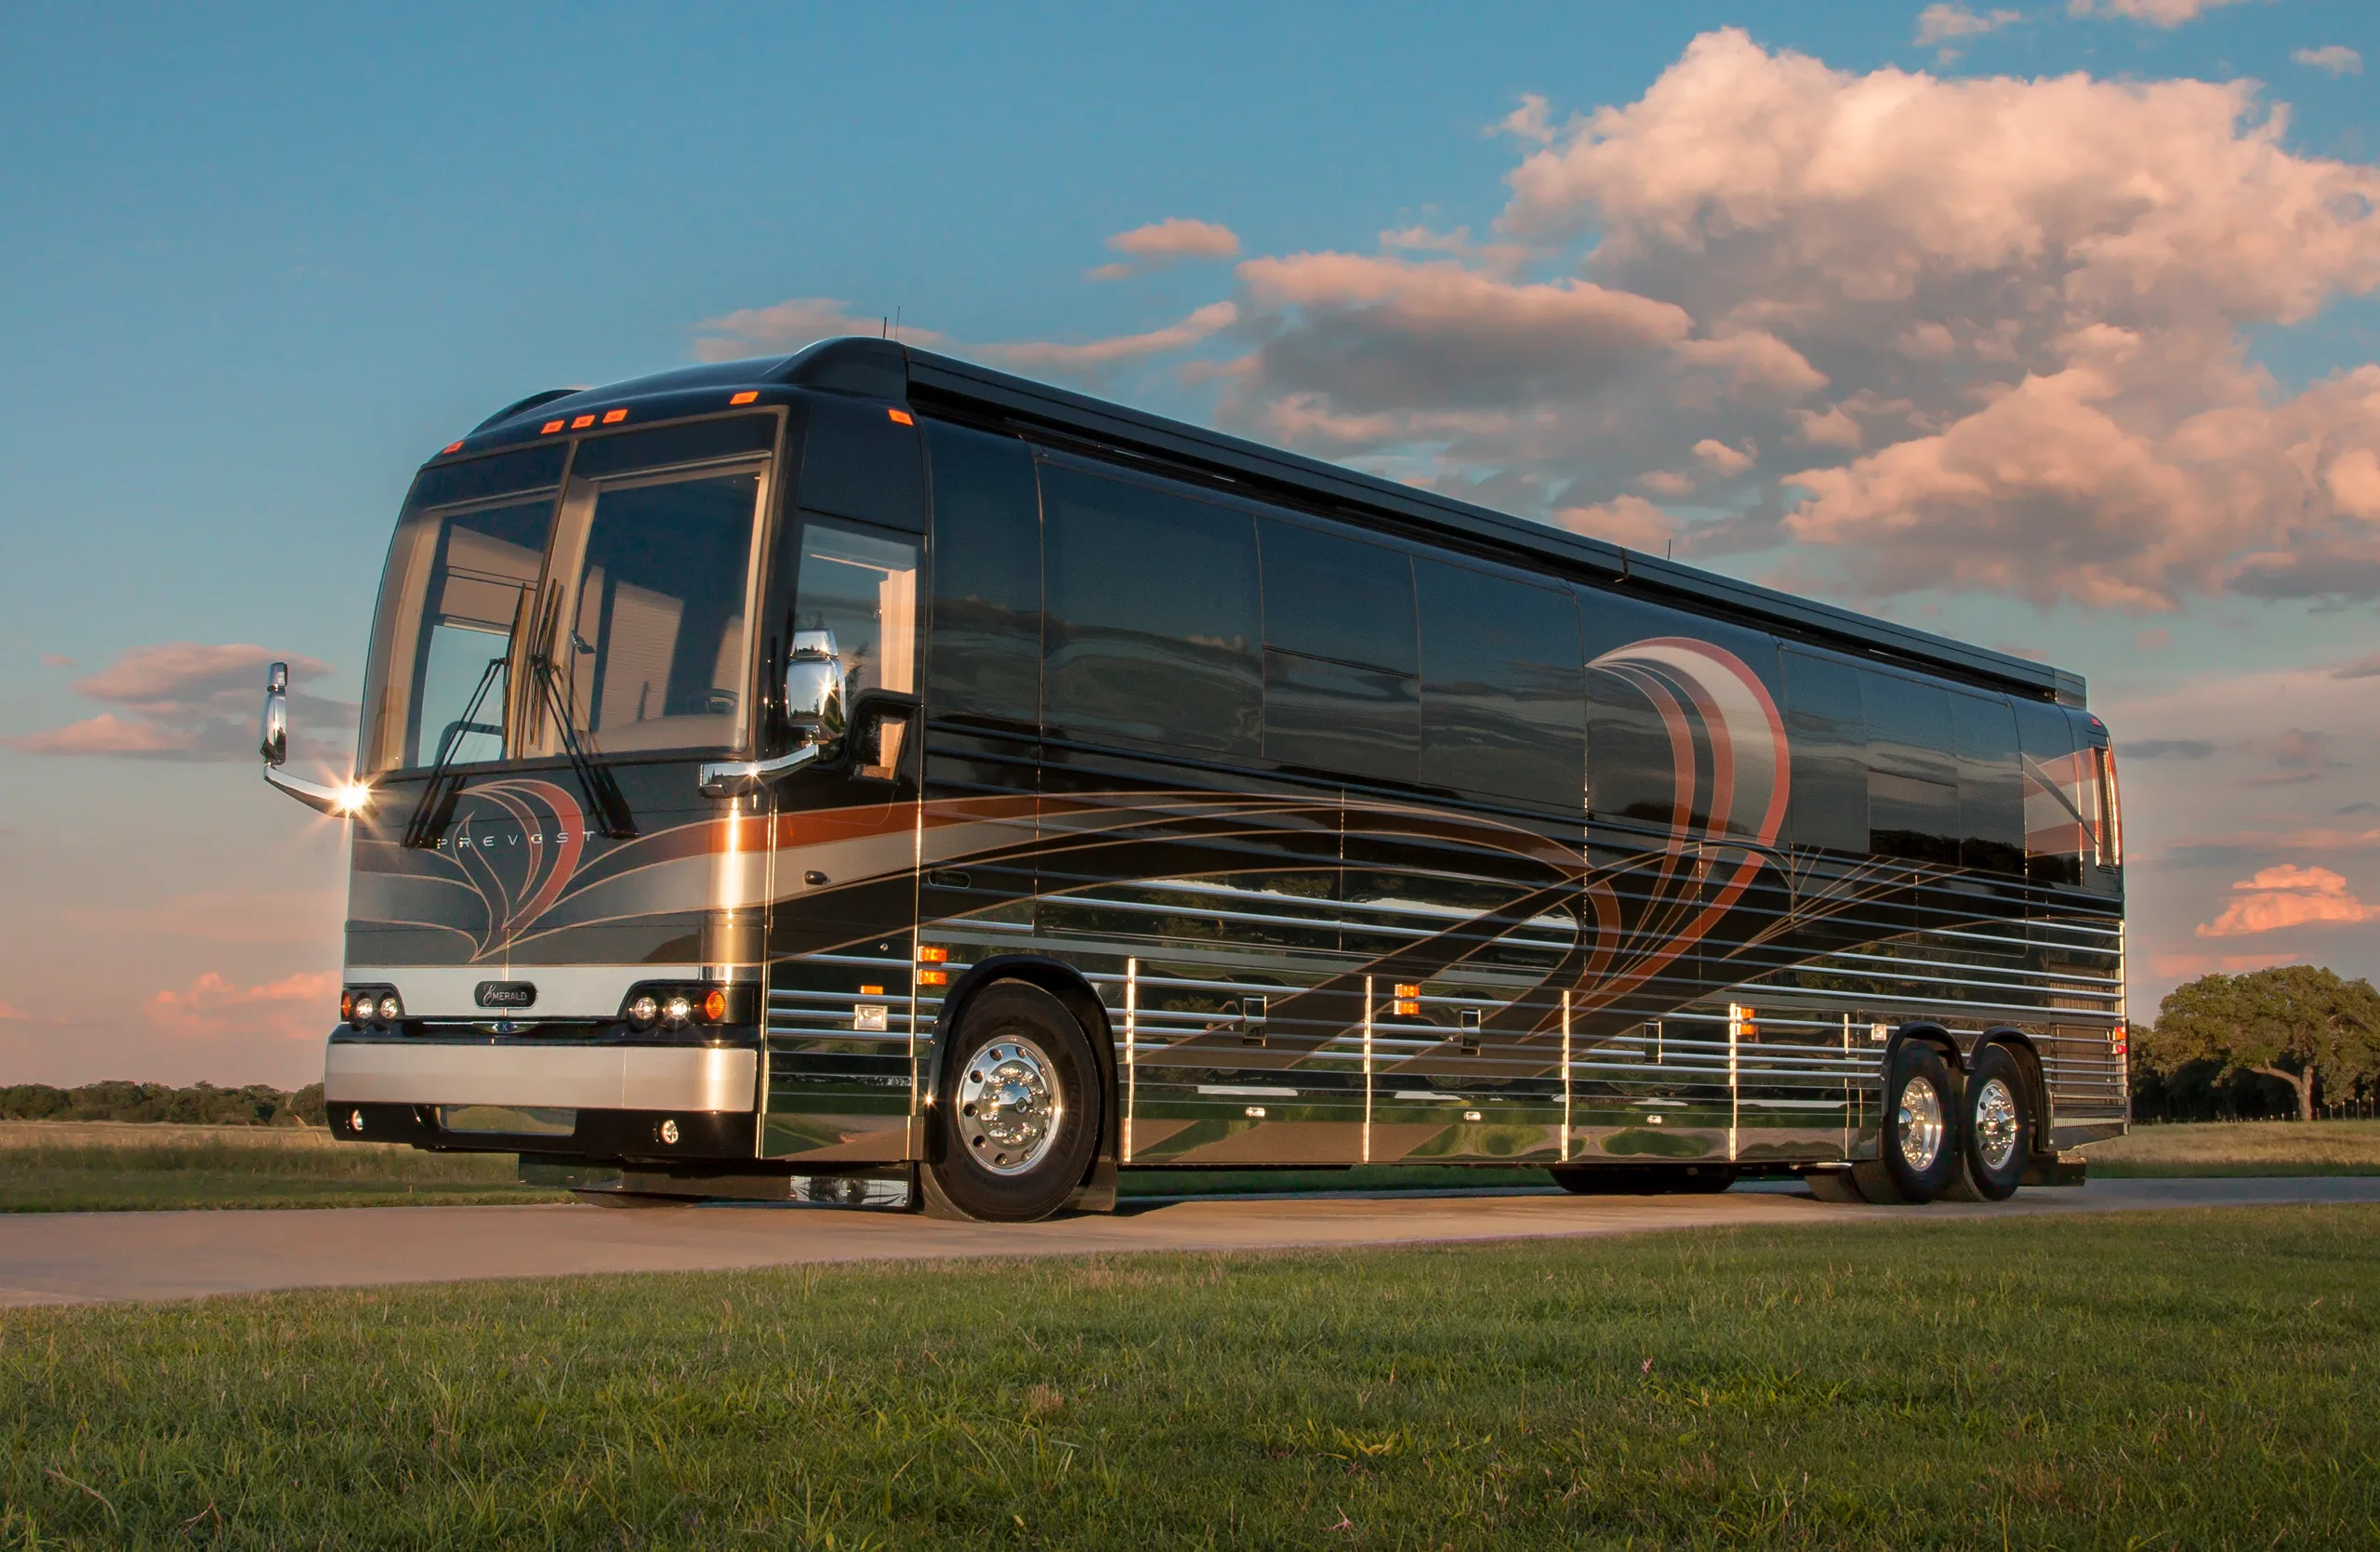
top-left (2146, 966), bottom-right (2380, 1121)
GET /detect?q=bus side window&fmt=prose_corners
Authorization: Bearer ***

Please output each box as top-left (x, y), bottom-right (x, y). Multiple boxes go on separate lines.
top-left (1039, 462), bottom-right (1262, 756)
top-left (923, 423), bottom-right (1040, 725)
top-left (1417, 563), bottom-right (1581, 806)
top-left (1858, 670), bottom-right (1959, 866)
top-left (1950, 692), bottom-right (2025, 875)
top-left (1778, 648), bottom-right (1867, 854)
top-left (2013, 699), bottom-right (2085, 887)
top-left (1258, 518), bottom-right (1420, 783)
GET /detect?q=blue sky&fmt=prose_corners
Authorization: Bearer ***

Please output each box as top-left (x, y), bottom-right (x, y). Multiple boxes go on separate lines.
top-left (4, 1), bottom-right (2376, 1083)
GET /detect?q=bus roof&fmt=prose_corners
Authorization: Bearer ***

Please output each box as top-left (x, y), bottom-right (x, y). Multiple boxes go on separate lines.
top-left (463, 336), bottom-right (2086, 707)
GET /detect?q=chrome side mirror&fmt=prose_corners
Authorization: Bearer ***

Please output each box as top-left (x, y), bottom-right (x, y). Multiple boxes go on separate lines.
top-left (784, 629), bottom-right (847, 749)
top-left (260, 660), bottom-right (289, 766)
top-left (258, 659), bottom-right (369, 816)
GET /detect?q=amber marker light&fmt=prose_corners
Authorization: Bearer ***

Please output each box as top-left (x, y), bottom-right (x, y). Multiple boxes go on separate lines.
top-left (729, 391), bottom-right (760, 405)
top-left (887, 408), bottom-right (914, 426)
top-left (919, 969), bottom-right (948, 987)
top-left (540, 419), bottom-right (565, 434)
top-left (1394, 981), bottom-right (1421, 1017)
top-left (569, 414), bottom-right (596, 429)
top-left (859, 985), bottom-right (884, 996)
top-left (602, 407), bottom-right (627, 424)
top-left (917, 945), bottom-right (949, 963)
top-left (700, 988), bottom-right (729, 1023)
top-left (443, 440), bottom-right (465, 454)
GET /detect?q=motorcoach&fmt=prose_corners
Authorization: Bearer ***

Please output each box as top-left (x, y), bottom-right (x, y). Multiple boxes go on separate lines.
top-left (261, 338), bottom-right (2127, 1219)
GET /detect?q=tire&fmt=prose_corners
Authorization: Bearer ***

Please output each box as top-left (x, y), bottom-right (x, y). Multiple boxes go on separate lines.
top-left (1549, 1163), bottom-right (1736, 1195)
top-left (922, 979), bottom-right (1104, 1223)
top-left (1863, 1041), bottom-right (1962, 1203)
top-left (1950, 1043), bottom-right (2032, 1201)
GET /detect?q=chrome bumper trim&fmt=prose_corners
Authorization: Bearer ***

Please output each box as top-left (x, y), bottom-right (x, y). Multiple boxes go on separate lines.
top-left (324, 1041), bottom-right (757, 1112)
top-left (347, 964), bottom-right (704, 1019)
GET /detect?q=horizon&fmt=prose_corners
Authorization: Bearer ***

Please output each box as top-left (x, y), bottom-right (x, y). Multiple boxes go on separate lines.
top-left (4, 0), bottom-right (2376, 1085)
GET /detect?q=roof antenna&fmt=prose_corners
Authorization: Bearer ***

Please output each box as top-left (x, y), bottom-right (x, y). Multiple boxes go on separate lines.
top-left (1665, 538), bottom-right (1674, 561)
top-left (892, 306), bottom-right (902, 342)
top-left (880, 315), bottom-right (888, 338)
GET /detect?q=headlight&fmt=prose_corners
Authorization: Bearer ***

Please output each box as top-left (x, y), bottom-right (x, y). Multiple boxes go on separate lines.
top-left (628, 994), bottom-right (659, 1027)
top-left (377, 994), bottom-right (403, 1021)
top-left (663, 995), bottom-right (694, 1027)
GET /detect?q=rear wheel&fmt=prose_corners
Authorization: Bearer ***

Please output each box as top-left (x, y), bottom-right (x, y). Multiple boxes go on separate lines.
top-left (1549, 1163), bottom-right (1736, 1195)
top-left (1949, 1043), bottom-right (2032, 1201)
top-left (922, 980), bottom-right (1103, 1223)
top-left (1851, 1042), bottom-right (1961, 1203)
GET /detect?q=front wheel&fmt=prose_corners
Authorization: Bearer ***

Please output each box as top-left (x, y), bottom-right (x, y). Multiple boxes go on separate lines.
top-left (922, 980), bottom-right (1103, 1223)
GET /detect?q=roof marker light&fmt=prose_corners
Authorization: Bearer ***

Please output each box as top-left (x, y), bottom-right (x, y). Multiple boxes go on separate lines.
top-left (540, 419), bottom-right (565, 434)
top-left (602, 407), bottom-right (627, 424)
top-left (443, 440), bottom-right (465, 454)
top-left (569, 414), bottom-right (596, 430)
top-left (887, 408), bottom-right (914, 426)
top-left (730, 391), bottom-right (759, 406)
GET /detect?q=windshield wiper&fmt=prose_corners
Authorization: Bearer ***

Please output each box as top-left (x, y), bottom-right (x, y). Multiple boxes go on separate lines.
top-left (526, 643), bottom-right (637, 841)
top-left (402, 656), bottom-right (507, 849)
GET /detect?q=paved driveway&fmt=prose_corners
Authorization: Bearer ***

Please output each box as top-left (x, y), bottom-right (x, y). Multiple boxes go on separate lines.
top-left (2, 1175), bottom-right (2373, 1307)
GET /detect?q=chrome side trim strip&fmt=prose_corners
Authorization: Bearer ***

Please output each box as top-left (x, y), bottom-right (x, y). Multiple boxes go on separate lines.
top-left (349, 964), bottom-right (701, 1019)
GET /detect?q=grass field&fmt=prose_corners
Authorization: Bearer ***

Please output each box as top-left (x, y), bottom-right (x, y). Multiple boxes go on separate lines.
top-left (0, 1122), bottom-right (565, 1212)
top-left (2077, 1118), bottom-right (2380, 1176)
top-left (1, 1205), bottom-right (2373, 1548)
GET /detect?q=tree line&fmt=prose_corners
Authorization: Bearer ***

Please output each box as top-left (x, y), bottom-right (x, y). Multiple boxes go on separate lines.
top-left (2132, 965), bottom-right (2379, 1123)
top-left (0, 1081), bottom-right (328, 1127)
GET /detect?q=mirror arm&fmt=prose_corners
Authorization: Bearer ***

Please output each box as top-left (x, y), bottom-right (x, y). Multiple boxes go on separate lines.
top-left (258, 658), bottom-right (371, 816)
top-left (698, 740), bottom-right (822, 798)
top-left (265, 764), bottom-right (364, 816)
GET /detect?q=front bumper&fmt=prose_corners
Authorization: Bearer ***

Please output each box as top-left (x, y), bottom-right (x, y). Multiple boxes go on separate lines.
top-left (325, 1036), bottom-right (757, 1112)
top-left (324, 1036), bottom-right (759, 1161)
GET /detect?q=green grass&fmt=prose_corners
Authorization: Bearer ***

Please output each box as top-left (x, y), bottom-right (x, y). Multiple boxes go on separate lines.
top-left (2078, 1118), bottom-right (2380, 1177)
top-left (0, 1123), bottom-right (564, 1213)
top-left (3, 1205), bottom-right (2375, 1548)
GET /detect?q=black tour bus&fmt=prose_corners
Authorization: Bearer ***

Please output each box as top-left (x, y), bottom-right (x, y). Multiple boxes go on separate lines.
top-left (259, 337), bottom-right (2126, 1220)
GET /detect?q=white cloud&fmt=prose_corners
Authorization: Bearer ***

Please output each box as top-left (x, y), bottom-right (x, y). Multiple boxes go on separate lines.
top-left (8, 643), bottom-right (351, 763)
top-left (1915, 5), bottom-right (2021, 48)
top-left (2293, 46), bottom-right (2363, 77)
top-left (2066, 0), bottom-right (2250, 27)
top-left (1087, 218), bottom-right (1242, 281)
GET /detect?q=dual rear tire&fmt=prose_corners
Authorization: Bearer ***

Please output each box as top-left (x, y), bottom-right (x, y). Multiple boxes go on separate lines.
top-left (1826, 1040), bottom-right (2033, 1204)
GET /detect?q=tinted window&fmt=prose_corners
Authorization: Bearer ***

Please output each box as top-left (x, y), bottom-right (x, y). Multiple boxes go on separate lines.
top-left (1419, 564), bottom-right (1581, 804)
top-left (1951, 692), bottom-right (2024, 874)
top-left (1041, 463), bottom-right (1261, 755)
top-left (1779, 648), bottom-right (1868, 853)
top-left (800, 397), bottom-right (925, 532)
top-left (925, 423), bottom-right (1040, 723)
top-left (1259, 519), bottom-right (1417, 672)
top-left (2015, 700), bottom-right (2085, 886)
top-left (1860, 670), bottom-right (1958, 864)
top-left (1263, 652), bottom-right (1420, 780)
top-left (575, 415), bottom-right (776, 479)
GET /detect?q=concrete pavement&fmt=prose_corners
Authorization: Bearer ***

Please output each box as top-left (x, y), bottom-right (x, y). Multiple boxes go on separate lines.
top-left (2, 1175), bottom-right (2373, 1307)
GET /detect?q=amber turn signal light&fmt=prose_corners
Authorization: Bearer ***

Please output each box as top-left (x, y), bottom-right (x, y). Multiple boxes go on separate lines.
top-left (701, 988), bottom-right (729, 1023)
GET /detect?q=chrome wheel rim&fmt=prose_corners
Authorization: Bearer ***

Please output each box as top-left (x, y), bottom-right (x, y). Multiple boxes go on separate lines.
top-left (1973, 1076), bottom-right (2020, 1173)
top-left (1897, 1076), bottom-right (1945, 1173)
top-left (957, 1034), bottom-right (1063, 1174)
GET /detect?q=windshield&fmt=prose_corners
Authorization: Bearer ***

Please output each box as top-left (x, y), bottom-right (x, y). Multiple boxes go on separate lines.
top-left (534, 460), bottom-right (768, 756)
top-left (359, 448), bottom-right (564, 775)
top-left (357, 418), bottom-right (776, 775)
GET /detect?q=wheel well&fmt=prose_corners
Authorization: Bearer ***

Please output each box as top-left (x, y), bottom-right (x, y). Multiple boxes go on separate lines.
top-left (924, 956), bottom-right (1120, 1174)
top-left (1891, 1022), bottom-right (1962, 1071)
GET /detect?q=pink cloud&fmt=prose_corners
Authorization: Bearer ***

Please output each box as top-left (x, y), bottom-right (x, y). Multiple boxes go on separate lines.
top-left (148, 969), bottom-right (339, 1041)
top-left (2067, 0), bottom-right (2251, 27)
top-left (2294, 46), bottom-right (2362, 78)
top-left (0, 1002), bottom-right (24, 1022)
top-left (1915, 5), bottom-right (2020, 48)
top-left (1555, 495), bottom-right (1678, 551)
top-left (2196, 865), bottom-right (2380, 937)
top-left (1087, 218), bottom-right (1242, 280)
top-left (38, 652), bottom-right (73, 669)
top-left (8, 643), bottom-right (349, 763)
top-left (690, 298), bottom-right (944, 362)
top-left (984, 301), bottom-right (1240, 374)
